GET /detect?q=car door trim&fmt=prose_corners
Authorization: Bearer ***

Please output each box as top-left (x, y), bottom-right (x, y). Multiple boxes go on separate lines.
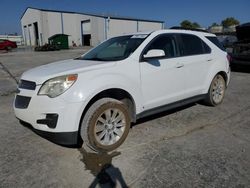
top-left (136, 94), bottom-right (206, 120)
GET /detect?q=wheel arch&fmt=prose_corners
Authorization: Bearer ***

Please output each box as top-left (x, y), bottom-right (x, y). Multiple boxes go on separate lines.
top-left (205, 70), bottom-right (228, 94)
top-left (217, 71), bottom-right (228, 84)
top-left (79, 88), bottom-right (137, 130)
top-left (203, 71), bottom-right (227, 106)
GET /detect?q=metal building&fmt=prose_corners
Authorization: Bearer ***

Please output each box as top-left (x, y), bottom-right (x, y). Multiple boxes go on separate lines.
top-left (21, 7), bottom-right (164, 47)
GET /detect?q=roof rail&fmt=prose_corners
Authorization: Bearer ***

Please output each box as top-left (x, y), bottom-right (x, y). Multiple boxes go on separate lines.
top-left (170, 26), bottom-right (209, 33)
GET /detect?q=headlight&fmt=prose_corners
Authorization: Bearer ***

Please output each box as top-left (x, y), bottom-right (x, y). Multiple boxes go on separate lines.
top-left (38, 74), bottom-right (77, 98)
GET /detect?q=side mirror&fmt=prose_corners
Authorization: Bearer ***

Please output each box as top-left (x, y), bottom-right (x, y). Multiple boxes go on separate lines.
top-left (143, 49), bottom-right (165, 59)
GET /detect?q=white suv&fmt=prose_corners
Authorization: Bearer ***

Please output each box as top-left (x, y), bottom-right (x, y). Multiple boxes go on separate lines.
top-left (14, 29), bottom-right (230, 152)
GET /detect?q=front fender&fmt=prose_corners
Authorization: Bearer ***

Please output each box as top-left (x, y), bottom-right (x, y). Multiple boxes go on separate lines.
top-left (63, 72), bottom-right (143, 118)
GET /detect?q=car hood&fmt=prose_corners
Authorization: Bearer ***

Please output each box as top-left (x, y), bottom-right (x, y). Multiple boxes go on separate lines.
top-left (21, 59), bottom-right (116, 84)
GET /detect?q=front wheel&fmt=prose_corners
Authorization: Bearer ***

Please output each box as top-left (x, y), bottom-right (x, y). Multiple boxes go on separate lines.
top-left (80, 98), bottom-right (131, 152)
top-left (204, 74), bottom-right (226, 106)
top-left (6, 46), bottom-right (12, 51)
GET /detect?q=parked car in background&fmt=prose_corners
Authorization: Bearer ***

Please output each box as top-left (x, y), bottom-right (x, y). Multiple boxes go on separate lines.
top-left (217, 35), bottom-right (237, 47)
top-left (217, 35), bottom-right (237, 53)
top-left (231, 23), bottom-right (250, 66)
top-left (0, 39), bottom-right (17, 50)
top-left (14, 29), bottom-right (230, 152)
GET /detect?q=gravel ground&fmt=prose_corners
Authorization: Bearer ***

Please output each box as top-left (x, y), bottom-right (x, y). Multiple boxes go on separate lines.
top-left (0, 49), bottom-right (249, 188)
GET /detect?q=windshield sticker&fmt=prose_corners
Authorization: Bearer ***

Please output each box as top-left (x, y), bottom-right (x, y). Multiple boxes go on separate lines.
top-left (131, 34), bottom-right (148, 39)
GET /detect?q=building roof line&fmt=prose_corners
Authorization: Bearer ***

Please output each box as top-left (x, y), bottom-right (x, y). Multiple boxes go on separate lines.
top-left (21, 7), bottom-right (164, 23)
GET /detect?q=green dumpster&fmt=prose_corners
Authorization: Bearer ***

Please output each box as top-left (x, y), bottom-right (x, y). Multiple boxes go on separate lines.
top-left (48, 34), bottom-right (69, 49)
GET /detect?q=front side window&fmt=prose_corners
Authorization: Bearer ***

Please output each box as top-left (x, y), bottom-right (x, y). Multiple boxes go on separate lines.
top-left (80, 35), bottom-right (148, 61)
top-left (143, 35), bottom-right (178, 58)
top-left (180, 34), bottom-right (211, 56)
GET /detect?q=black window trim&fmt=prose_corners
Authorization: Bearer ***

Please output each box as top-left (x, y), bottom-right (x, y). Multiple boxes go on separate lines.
top-left (139, 33), bottom-right (181, 62)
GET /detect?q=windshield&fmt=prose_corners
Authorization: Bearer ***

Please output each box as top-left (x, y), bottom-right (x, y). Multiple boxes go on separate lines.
top-left (79, 34), bottom-right (148, 61)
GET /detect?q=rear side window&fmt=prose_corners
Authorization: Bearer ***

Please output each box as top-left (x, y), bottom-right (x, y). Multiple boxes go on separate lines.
top-left (206, 36), bottom-right (226, 51)
top-left (180, 34), bottom-right (211, 56)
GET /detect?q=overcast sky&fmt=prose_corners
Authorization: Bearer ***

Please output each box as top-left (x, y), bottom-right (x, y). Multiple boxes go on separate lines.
top-left (1, 0), bottom-right (250, 34)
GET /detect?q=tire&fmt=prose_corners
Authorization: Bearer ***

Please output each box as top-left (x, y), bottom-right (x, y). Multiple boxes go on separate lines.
top-left (80, 98), bottom-right (131, 152)
top-left (6, 46), bottom-right (12, 51)
top-left (204, 74), bottom-right (226, 106)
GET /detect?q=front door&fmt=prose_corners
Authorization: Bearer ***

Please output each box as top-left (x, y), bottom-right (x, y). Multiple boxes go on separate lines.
top-left (140, 34), bottom-right (186, 110)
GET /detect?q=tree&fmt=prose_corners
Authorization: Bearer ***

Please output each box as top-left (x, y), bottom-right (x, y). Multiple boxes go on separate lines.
top-left (180, 20), bottom-right (194, 28)
top-left (193, 22), bottom-right (201, 28)
top-left (180, 20), bottom-right (201, 29)
top-left (221, 17), bottom-right (240, 27)
top-left (211, 22), bottom-right (220, 27)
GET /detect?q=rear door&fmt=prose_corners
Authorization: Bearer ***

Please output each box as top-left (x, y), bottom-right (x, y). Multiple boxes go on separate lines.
top-left (176, 34), bottom-right (212, 97)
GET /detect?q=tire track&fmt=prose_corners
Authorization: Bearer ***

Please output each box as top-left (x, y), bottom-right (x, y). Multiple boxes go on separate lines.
top-left (0, 62), bottom-right (18, 84)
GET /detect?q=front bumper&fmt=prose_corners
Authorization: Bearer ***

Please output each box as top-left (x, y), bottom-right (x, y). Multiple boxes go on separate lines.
top-left (19, 120), bottom-right (81, 147)
top-left (14, 89), bottom-right (83, 131)
top-left (14, 83), bottom-right (86, 146)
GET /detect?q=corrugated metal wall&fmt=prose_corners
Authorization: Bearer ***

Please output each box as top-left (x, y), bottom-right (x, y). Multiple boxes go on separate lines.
top-left (21, 8), bottom-right (164, 47)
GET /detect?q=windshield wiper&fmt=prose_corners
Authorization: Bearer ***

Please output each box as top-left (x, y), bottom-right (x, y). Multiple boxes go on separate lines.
top-left (82, 57), bottom-right (108, 61)
top-left (76, 56), bottom-right (124, 61)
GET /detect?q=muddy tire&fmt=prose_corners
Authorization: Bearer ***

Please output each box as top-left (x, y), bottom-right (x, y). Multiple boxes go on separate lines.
top-left (80, 98), bottom-right (131, 152)
top-left (204, 74), bottom-right (226, 106)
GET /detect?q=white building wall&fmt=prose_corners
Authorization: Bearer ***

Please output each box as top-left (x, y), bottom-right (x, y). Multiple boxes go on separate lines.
top-left (28, 24), bottom-right (34, 45)
top-left (21, 8), bottom-right (164, 47)
top-left (22, 26), bottom-right (29, 45)
top-left (62, 13), bottom-right (78, 46)
top-left (40, 11), bottom-right (49, 45)
top-left (82, 21), bottom-right (91, 34)
top-left (107, 19), bottom-right (137, 38)
top-left (47, 12), bottom-right (62, 38)
top-left (89, 17), bottom-right (105, 46)
top-left (21, 8), bottom-right (42, 46)
top-left (75, 15), bottom-right (104, 46)
top-left (75, 14), bottom-right (92, 46)
top-left (138, 21), bottom-right (163, 32)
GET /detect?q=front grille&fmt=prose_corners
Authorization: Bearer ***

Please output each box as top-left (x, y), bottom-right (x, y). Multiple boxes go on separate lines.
top-left (19, 80), bottom-right (36, 90)
top-left (15, 95), bottom-right (31, 109)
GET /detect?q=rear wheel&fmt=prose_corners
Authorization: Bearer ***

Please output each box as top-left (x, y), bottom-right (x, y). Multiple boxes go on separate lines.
top-left (204, 74), bottom-right (226, 106)
top-left (80, 98), bottom-right (131, 152)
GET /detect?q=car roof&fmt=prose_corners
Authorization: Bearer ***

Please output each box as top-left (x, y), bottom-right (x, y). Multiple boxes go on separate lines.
top-left (152, 29), bottom-right (215, 37)
top-left (124, 29), bottom-right (215, 38)
top-left (110, 29), bottom-right (215, 39)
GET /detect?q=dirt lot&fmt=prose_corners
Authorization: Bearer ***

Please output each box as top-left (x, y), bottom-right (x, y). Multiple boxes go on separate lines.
top-left (0, 49), bottom-right (250, 188)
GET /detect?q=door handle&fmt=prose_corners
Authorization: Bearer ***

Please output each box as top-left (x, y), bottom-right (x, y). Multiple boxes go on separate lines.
top-left (175, 63), bottom-right (184, 68)
top-left (207, 59), bottom-right (213, 62)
